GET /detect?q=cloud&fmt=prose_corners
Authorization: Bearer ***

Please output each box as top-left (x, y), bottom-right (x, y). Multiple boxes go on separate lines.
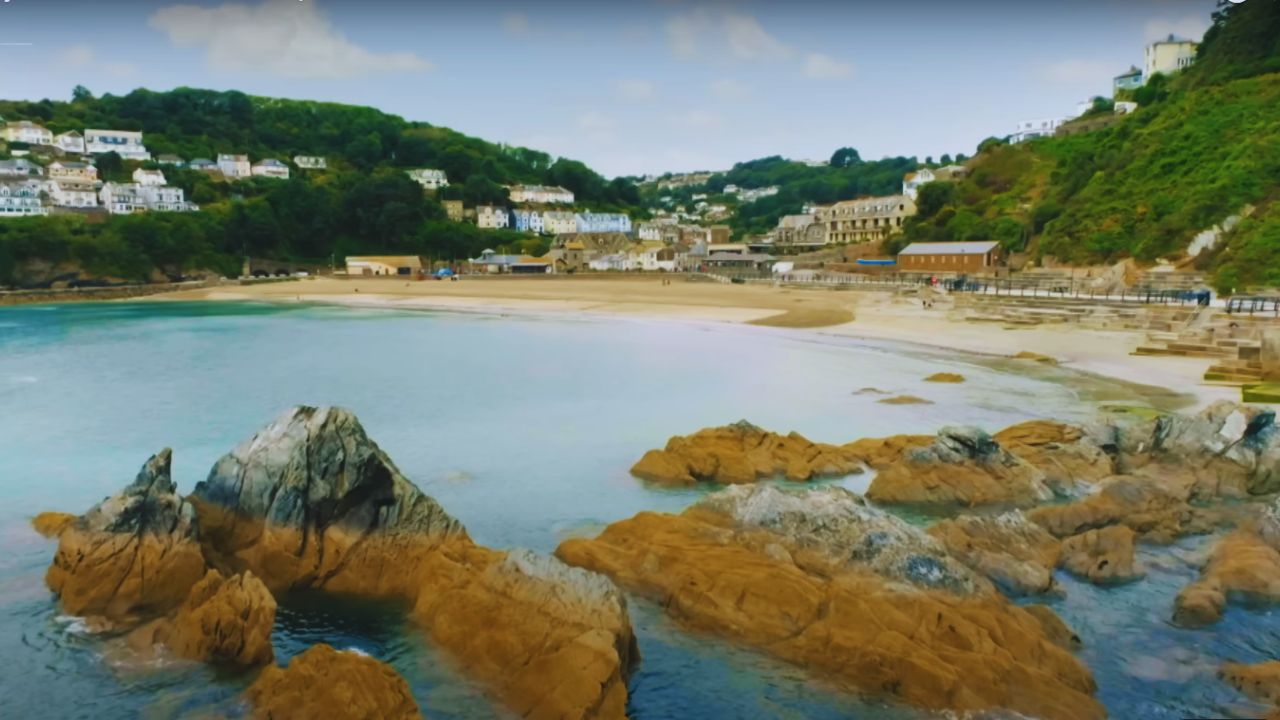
top-left (614, 79), bottom-right (656, 102)
top-left (803, 53), bottom-right (853, 79)
top-left (577, 111), bottom-right (616, 133)
top-left (670, 109), bottom-right (723, 130)
top-left (502, 12), bottom-right (531, 36)
top-left (59, 44), bottom-right (94, 67)
top-left (1039, 58), bottom-right (1113, 85)
top-left (666, 7), bottom-right (792, 62)
top-left (710, 78), bottom-right (750, 101)
top-left (58, 44), bottom-right (138, 78)
top-left (149, 0), bottom-right (431, 79)
top-left (1144, 14), bottom-right (1211, 43)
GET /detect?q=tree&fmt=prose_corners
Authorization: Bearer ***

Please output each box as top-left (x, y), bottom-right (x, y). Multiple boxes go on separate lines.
top-left (939, 154), bottom-right (953, 165)
top-left (94, 152), bottom-right (125, 182)
top-left (914, 182), bottom-right (956, 220)
top-left (71, 85), bottom-right (94, 103)
top-left (829, 147), bottom-right (861, 168)
top-left (397, 135), bottom-right (432, 166)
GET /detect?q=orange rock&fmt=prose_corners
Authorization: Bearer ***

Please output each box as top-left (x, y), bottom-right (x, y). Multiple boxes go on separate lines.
top-left (867, 426), bottom-right (1053, 507)
top-left (31, 511), bottom-right (76, 538)
top-left (1013, 351), bottom-right (1058, 364)
top-left (1221, 661), bottom-right (1280, 706)
top-left (877, 395), bottom-right (933, 405)
top-left (842, 434), bottom-right (934, 469)
top-left (994, 421), bottom-right (1114, 491)
top-left (558, 486), bottom-right (1102, 720)
top-left (1174, 525), bottom-right (1280, 627)
top-left (1023, 604), bottom-right (1083, 650)
top-left (924, 372), bottom-right (966, 383)
top-left (928, 513), bottom-right (1061, 595)
top-left (629, 420), bottom-right (864, 486)
top-left (131, 570), bottom-right (276, 666)
top-left (1058, 525), bottom-right (1140, 585)
top-left (1028, 474), bottom-right (1226, 543)
top-left (245, 644), bottom-right (421, 720)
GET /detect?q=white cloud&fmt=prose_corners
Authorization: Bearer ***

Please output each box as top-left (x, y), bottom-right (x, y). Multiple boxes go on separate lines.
top-left (722, 12), bottom-right (792, 61)
top-left (502, 12), bottom-right (531, 36)
top-left (710, 78), bottom-right (750, 101)
top-left (1144, 15), bottom-right (1211, 43)
top-left (577, 111), bottom-right (616, 133)
top-left (666, 7), bottom-right (792, 62)
top-left (670, 109), bottom-right (723, 130)
top-left (149, 0), bottom-right (432, 79)
top-left (57, 44), bottom-right (138, 78)
top-left (614, 79), bottom-right (656, 102)
top-left (1039, 58), bottom-right (1114, 85)
top-left (803, 53), bottom-right (853, 79)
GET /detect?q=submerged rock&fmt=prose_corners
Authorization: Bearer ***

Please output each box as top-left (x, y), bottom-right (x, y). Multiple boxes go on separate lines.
top-left (878, 395), bottom-right (933, 405)
top-left (924, 372), bottom-right (966, 383)
top-left (558, 484), bottom-right (1102, 720)
top-left (1058, 526), bottom-right (1140, 585)
top-left (45, 449), bottom-right (206, 620)
top-left (1174, 502), bottom-right (1280, 627)
top-left (629, 421), bottom-right (864, 486)
top-left (245, 644), bottom-right (421, 720)
top-left (927, 513), bottom-right (1061, 596)
top-left (1013, 351), bottom-right (1059, 364)
top-left (1221, 660), bottom-right (1280, 708)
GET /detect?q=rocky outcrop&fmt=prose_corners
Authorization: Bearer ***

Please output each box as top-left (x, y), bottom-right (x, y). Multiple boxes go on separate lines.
top-left (45, 449), bottom-right (206, 620)
top-left (1013, 351), bottom-right (1058, 364)
top-left (1027, 474), bottom-right (1226, 544)
top-left (924, 372), bottom-right (966, 383)
top-left (1058, 525), bottom-right (1140, 585)
top-left (878, 395), bottom-right (933, 405)
top-left (31, 511), bottom-right (76, 538)
top-left (558, 485), bottom-right (1102, 720)
top-left (629, 421), bottom-right (864, 486)
top-left (927, 513), bottom-right (1061, 596)
top-left (130, 570), bottom-right (276, 666)
top-left (1173, 503), bottom-right (1280, 627)
top-left (993, 421), bottom-right (1115, 490)
top-left (245, 644), bottom-right (422, 720)
top-left (867, 426), bottom-right (1054, 507)
top-left (1221, 661), bottom-right (1280, 708)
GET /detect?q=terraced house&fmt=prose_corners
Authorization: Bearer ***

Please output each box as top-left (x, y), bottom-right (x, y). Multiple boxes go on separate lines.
top-left (814, 195), bottom-right (916, 244)
top-left (576, 212), bottom-right (631, 234)
top-left (0, 180), bottom-right (49, 217)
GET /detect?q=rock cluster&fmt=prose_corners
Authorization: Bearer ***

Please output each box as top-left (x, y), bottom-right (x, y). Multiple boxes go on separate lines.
top-left (558, 484), bottom-right (1103, 720)
top-left (245, 644), bottom-right (422, 720)
top-left (927, 512), bottom-right (1061, 596)
top-left (1221, 661), bottom-right (1280, 711)
top-left (1174, 500), bottom-right (1280, 627)
top-left (867, 426), bottom-right (1055, 506)
top-left (130, 569), bottom-right (276, 666)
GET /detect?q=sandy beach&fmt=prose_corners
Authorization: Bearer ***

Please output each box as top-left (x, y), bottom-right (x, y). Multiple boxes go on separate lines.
top-left (156, 275), bottom-right (1236, 408)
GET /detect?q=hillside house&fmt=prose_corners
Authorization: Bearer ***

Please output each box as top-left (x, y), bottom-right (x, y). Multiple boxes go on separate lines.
top-left (476, 205), bottom-right (510, 229)
top-left (252, 159), bottom-right (290, 179)
top-left (3, 121), bottom-right (53, 146)
top-left (0, 159), bottom-right (44, 177)
top-left (1114, 65), bottom-right (1143, 93)
top-left (406, 168), bottom-right (448, 190)
top-left (576, 212), bottom-right (632, 234)
top-left (443, 199), bottom-right (464, 222)
top-left (132, 168), bottom-right (166, 186)
top-left (512, 208), bottom-right (545, 234)
top-left (47, 180), bottom-right (97, 209)
top-left (1145, 34), bottom-right (1197, 81)
top-left (294, 156), bottom-right (327, 170)
top-left (217, 154), bottom-right (251, 179)
top-left (542, 211), bottom-right (578, 234)
top-left (507, 184), bottom-right (574, 204)
top-left (85, 129), bottom-right (150, 160)
top-left (53, 131), bottom-right (86, 154)
top-left (0, 180), bottom-right (49, 217)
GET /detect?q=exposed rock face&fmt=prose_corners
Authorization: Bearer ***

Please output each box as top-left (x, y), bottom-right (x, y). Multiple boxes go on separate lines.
top-left (131, 570), bottom-right (276, 666)
top-left (558, 485), bottom-right (1102, 720)
top-left (993, 421), bottom-right (1115, 490)
top-left (1174, 503), bottom-right (1280, 627)
top-left (1058, 526), bottom-right (1140, 585)
top-left (867, 426), bottom-right (1054, 507)
top-left (927, 513), bottom-right (1061, 596)
top-left (45, 450), bottom-right (206, 619)
top-left (31, 511), bottom-right (76, 538)
top-left (629, 421), bottom-right (864, 486)
top-left (1221, 661), bottom-right (1280, 707)
top-left (1027, 474), bottom-right (1225, 544)
top-left (924, 372), bottom-right (966, 383)
top-left (245, 644), bottom-right (422, 720)
top-left (843, 434), bottom-right (935, 469)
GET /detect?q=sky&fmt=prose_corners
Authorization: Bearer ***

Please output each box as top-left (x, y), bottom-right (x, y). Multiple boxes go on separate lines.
top-left (0, 0), bottom-right (1218, 178)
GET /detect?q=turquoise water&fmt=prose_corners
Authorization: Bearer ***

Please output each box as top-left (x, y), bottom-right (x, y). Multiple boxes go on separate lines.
top-left (0, 300), bottom-right (1269, 718)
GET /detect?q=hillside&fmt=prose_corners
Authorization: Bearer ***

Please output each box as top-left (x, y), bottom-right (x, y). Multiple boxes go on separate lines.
top-left (896, 0), bottom-right (1280, 292)
top-left (0, 88), bottom-right (641, 286)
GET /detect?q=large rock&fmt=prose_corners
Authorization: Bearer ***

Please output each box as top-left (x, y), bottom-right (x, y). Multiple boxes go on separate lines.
top-left (558, 485), bottom-right (1102, 720)
top-left (629, 421), bottom-right (865, 485)
top-left (1058, 525), bottom-right (1140, 585)
top-left (45, 449), bottom-right (206, 620)
top-left (993, 421), bottom-right (1115, 490)
top-left (245, 644), bottom-right (422, 720)
top-left (1173, 503), bottom-right (1280, 627)
top-left (1027, 474), bottom-right (1227, 544)
top-left (1221, 661), bottom-right (1280, 707)
top-left (130, 569), bottom-right (276, 666)
top-left (927, 512), bottom-right (1061, 596)
top-left (867, 426), bottom-right (1054, 507)
top-left (31, 511), bottom-right (76, 538)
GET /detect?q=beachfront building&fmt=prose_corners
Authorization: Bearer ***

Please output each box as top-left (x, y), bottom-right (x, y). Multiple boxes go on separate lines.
top-left (3, 121), bottom-right (54, 146)
top-left (542, 211), bottom-right (578, 235)
top-left (294, 155), bottom-right (327, 170)
top-left (0, 159), bottom-right (43, 177)
top-left (47, 179), bottom-right (98, 209)
top-left (217, 154), bottom-right (251, 179)
top-left (132, 168), bottom-right (166, 186)
top-left (636, 222), bottom-right (662, 241)
top-left (588, 253), bottom-right (629, 272)
top-left (345, 256), bottom-right (423, 276)
top-left (1010, 117), bottom-right (1069, 143)
top-left (476, 205), bottom-right (509, 229)
top-left (406, 168), bottom-right (449, 190)
top-left (628, 241), bottom-right (677, 271)
top-left (897, 241), bottom-right (1001, 273)
top-left (1114, 65), bottom-right (1143, 94)
top-left (576, 212), bottom-right (631, 234)
top-left (772, 214), bottom-right (827, 248)
top-left (511, 256), bottom-right (554, 274)
top-left (0, 180), bottom-right (49, 217)
top-left (469, 249), bottom-right (523, 274)
top-left (507, 184), bottom-right (574, 204)
top-left (252, 159), bottom-right (290, 179)
top-left (704, 252), bottom-right (774, 272)
top-left (814, 195), bottom-right (916, 245)
top-left (512, 208), bottom-right (545, 234)
top-left (1145, 34), bottom-right (1197, 81)
top-left (85, 129), bottom-right (150, 160)
top-left (53, 131), bottom-right (86, 154)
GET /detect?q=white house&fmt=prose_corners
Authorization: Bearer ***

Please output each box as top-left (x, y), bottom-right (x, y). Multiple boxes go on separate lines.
top-left (217, 154), bottom-right (251, 179)
top-left (636, 222), bottom-right (662, 241)
top-left (140, 184), bottom-right (195, 212)
top-left (54, 131), bottom-right (85, 154)
top-left (476, 205), bottom-right (509, 229)
top-left (512, 208), bottom-right (544, 234)
top-left (588, 253), bottom-right (629, 272)
top-left (1144, 34), bottom-right (1197, 82)
top-left (294, 155), bottom-right (327, 170)
top-left (188, 158), bottom-right (218, 172)
top-left (628, 241), bottom-right (676, 271)
top-left (902, 168), bottom-right (937, 200)
top-left (49, 161), bottom-right (98, 183)
top-left (1010, 117), bottom-right (1069, 143)
top-left (157, 154), bottom-right (186, 166)
top-left (739, 186), bottom-right (779, 203)
top-left (576, 212), bottom-right (632, 234)
top-left (47, 180), bottom-right (97, 209)
top-left (3, 121), bottom-right (53, 145)
top-left (507, 184), bottom-right (574, 204)
top-left (406, 168), bottom-right (449, 190)
top-left (542, 210), bottom-right (578, 235)
top-left (1114, 101), bottom-right (1139, 115)
top-left (100, 182), bottom-right (195, 214)
top-left (0, 180), bottom-right (49, 217)
top-left (132, 168), bottom-right (166, 186)
top-left (84, 129), bottom-right (150, 160)
top-left (252, 159), bottom-right (290, 179)
top-left (0, 158), bottom-right (44, 177)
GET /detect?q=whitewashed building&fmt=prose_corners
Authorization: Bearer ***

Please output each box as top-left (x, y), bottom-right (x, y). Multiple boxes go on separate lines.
top-left (100, 182), bottom-right (195, 214)
top-left (628, 241), bottom-right (676, 271)
top-left (252, 159), bottom-right (290, 179)
top-left (0, 158), bottom-right (44, 177)
top-left (54, 131), bottom-right (86, 154)
top-left (902, 169), bottom-right (936, 200)
top-left (1010, 117), bottom-right (1069, 143)
top-left (507, 184), bottom-right (574, 204)
top-left (49, 161), bottom-right (98, 183)
top-left (0, 180), bottom-right (49, 217)
top-left (406, 168), bottom-right (449, 190)
top-left (132, 168), bottom-right (166, 186)
top-left (217, 154), bottom-right (251, 179)
top-left (3, 121), bottom-right (53, 146)
top-left (542, 211), bottom-right (578, 235)
top-left (587, 253), bottom-right (629, 272)
top-left (476, 205), bottom-right (510, 229)
top-left (294, 155), bottom-right (327, 170)
top-left (636, 222), bottom-right (662, 241)
top-left (576, 212), bottom-right (631, 234)
top-left (157, 154), bottom-right (186, 166)
top-left (85, 129), bottom-right (150, 160)
top-left (47, 180), bottom-right (98, 209)
top-left (1145, 34), bottom-right (1197, 81)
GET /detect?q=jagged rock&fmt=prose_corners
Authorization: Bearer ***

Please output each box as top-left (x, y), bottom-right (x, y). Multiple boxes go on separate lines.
top-left (924, 372), bottom-right (966, 383)
top-left (558, 485), bottom-right (1102, 720)
top-left (629, 421), bottom-right (864, 486)
top-left (842, 434), bottom-right (935, 469)
top-left (31, 512), bottom-right (76, 538)
top-left (45, 449), bottom-right (206, 619)
top-left (245, 644), bottom-right (422, 720)
top-left (1024, 604), bottom-right (1083, 650)
top-left (927, 513), bottom-right (1061, 596)
top-left (1027, 474), bottom-right (1227, 544)
top-left (867, 426), bottom-right (1053, 507)
top-left (1174, 503), bottom-right (1280, 627)
top-left (130, 570), bottom-right (276, 666)
top-left (1221, 661), bottom-right (1280, 707)
top-left (1058, 526), bottom-right (1140, 585)
top-left (993, 421), bottom-right (1115, 492)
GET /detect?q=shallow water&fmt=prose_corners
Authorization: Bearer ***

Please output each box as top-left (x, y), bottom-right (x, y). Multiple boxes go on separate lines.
top-left (0, 300), bottom-right (1269, 718)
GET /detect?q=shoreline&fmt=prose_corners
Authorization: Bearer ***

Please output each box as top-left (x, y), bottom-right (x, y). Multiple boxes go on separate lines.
top-left (145, 276), bottom-right (1238, 410)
